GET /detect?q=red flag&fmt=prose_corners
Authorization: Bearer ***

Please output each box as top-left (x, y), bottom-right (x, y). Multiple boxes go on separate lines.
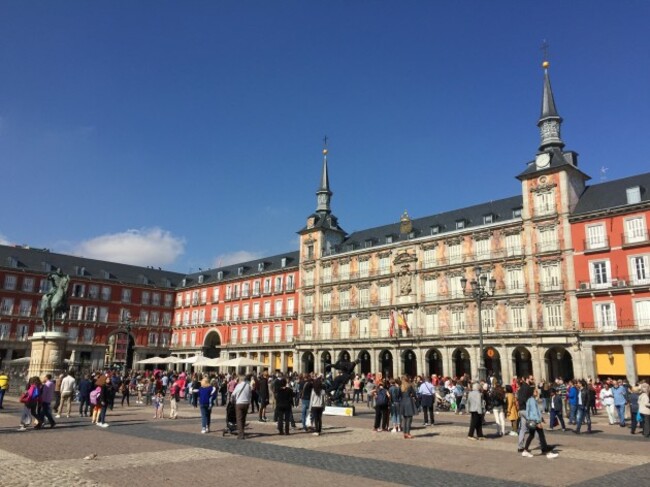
top-left (389, 310), bottom-right (396, 337)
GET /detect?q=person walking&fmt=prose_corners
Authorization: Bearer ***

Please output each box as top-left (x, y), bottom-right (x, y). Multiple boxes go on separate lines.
top-left (399, 376), bottom-right (417, 439)
top-left (309, 378), bottom-right (326, 436)
top-left (521, 388), bottom-right (558, 459)
top-left (505, 385), bottom-right (518, 436)
top-left (418, 376), bottom-right (435, 427)
top-left (169, 379), bottom-right (180, 419)
top-left (78, 374), bottom-right (93, 417)
top-left (548, 388), bottom-right (566, 431)
top-left (638, 383), bottom-right (650, 438)
top-left (232, 375), bottom-right (252, 439)
top-left (491, 384), bottom-right (506, 437)
top-left (389, 378), bottom-right (402, 433)
top-left (574, 380), bottom-right (592, 434)
top-left (599, 383), bottom-right (616, 425)
top-left (467, 382), bottom-right (486, 440)
top-left (57, 371), bottom-right (76, 418)
top-left (629, 386), bottom-right (640, 434)
top-left (258, 371), bottom-right (270, 422)
top-left (300, 376), bottom-right (313, 431)
top-left (38, 374), bottom-right (56, 429)
top-left (612, 380), bottom-right (628, 428)
top-left (198, 377), bottom-right (215, 433)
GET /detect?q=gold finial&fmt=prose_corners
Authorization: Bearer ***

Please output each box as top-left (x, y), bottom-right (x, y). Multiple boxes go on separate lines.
top-left (322, 135), bottom-right (329, 155)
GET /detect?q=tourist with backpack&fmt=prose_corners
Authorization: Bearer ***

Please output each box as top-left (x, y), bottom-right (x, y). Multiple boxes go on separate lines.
top-left (372, 380), bottom-right (390, 432)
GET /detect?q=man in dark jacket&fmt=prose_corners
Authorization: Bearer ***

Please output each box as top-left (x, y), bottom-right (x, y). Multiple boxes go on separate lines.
top-left (78, 374), bottom-right (93, 417)
top-left (574, 380), bottom-right (592, 434)
top-left (275, 378), bottom-right (294, 435)
top-left (548, 388), bottom-right (566, 431)
top-left (517, 376), bottom-right (534, 451)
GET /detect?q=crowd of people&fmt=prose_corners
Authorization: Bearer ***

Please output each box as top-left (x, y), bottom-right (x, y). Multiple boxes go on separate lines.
top-left (6, 367), bottom-right (650, 453)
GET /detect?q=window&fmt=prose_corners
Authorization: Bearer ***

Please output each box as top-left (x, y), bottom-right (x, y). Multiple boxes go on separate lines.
top-left (243, 304), bottom-right (250, 319)
top-left (263, 301), bottom-right (271, 318)
top-left (506, 233), bottom-right (522, 257)
top-left (19, 300), bottom-right (32, 317)
top-left (509, 306), bottom-right (527, 331)
top-left (162, 312), bottom-right (171, 326)
top-left (182, 311), bottom-right (189, 325)
top-left (181, 333), bottom-right (187, 346)
top-left (164, 294), bottom-right (173, 307)
top-left (507, 268), bottom-right (524, 293)
top-left (340, 319), bottom-right (350, 339)
top-left (233, 305), bottom-right (240, 320)
top-left (241, 327), bottom-right (248, 344)
top-left (634, 299), bottom-right (650, 329)
top-left (541, 263), bottom-right (561, 291)
top-left (456, 220), bottom-right (465, 230)
top-left (141, 291), bottom-right (150, 305)
top-left (286, 275), bottom-right (295, 291)
top-left (190, 332), bottom-right (196, 346)
top-left (253, 302), bottom-right (260, 319)
top-left (359, 288), bottom-right (369, 308)
top-left (0, 323), bottom-right (10, 339)
top-left (306, 245), bottom-right (314, 260)
top-left (423, 248), bottom-right (436, 268)
top-left (483, 214), bottom-right (493, 224)
top-left (424, 278), bottom-right (437, 300)
top-left (4, 275), bottom-right (16, 290)
top-left (264, 278), bottom-right (271, 293)
top-left (242, 282), bottom-right (250, 297)
top-left (252, 327), bottom-right (259, 343)
top-left (586, 224), bottom-right (607, 250)
top-left (481, 307), bottom-right (495, 332)
top-left (594, 302), bottom-right (616, 331)
top-left (321, 292), bottom-right (331, 312)
top-left (320, 321), bottom-right (331, 340)
top-left (149, 332), bottom-right (159, 346)
top-left (231, 328), bottom-right (238, 345)
top-left (198, 275), bottom-right (204, 284)
top-left (624, 216), bottom-right (647, 244)
top-left (626, 186), bottom-right (641, 204)
top-left (286, 298), bottom-right (294, 316)
top-left (513, 208), bottom-right (522, 218)
top-left (99, 307), bottom-right (109, 323)
top-left (83, 328), bottom-right (94, 343)
top-left (17, 324), bottom-right (29, 340)
top-left (1, 298), bottom-right (14, 315)
top-left (359, 259), bottom-right (369, 278)
top-left (303, 270), bottom-right (314, 287)
top-left (385, 235), bottom-right (393, 244)
top-left (191, 310), bottom-right (198, 325)
top-left (273, 277), bottom-right (282, 292)
top-left (339, 262), bottom-right (350, 280)
top-left (211, 307), bottom-right (219, 322)
top-left (262, 326), bottom-right (270, 343)
top-left (274, 325), bottom-right (282, 343)
top-left (101, 286), bottom-right (112, 301)
top-left (200, 289), bottom-right (207, 304)
top-left (85, 306), bottom-right (97, 322)
top-left (535, 190), bottom-right (555, 216)
top-left (424, 312), bottom-right (439, 335)
top-left (590, 260), bottom-right (610, 288)
top-left (359, 317), bottom-right (369, 339)
top-left (322, 266), bottom-right (332, 283)
top-left (121, 288), bottom-right (132, 303)
top-left (339, 289), bottom-right (350, 310)
top-left (474, 238), bottom-right (490, 259)
top-left (253, 281), bottom-right (261, 295)
top-left (224, 306), bottom-right (231, 321)
top-left (543, 303), bottom-right (564, 330)
top-left (379, 256), bottom-right (390, 275)
top-left (303, 294), bottom-right (313, 313)
top-left (451, 308), bottom-right (465, 334)
top-left (22, 277), bottom-right (35, 293)
top-left (379, 285), bottom-right (390, 306)
top-left (630, 255), bottom-right (649, 285)
top-left (274, 300), bottom-right (283, 317)
top-left (303, 322), bottom-right (313, 340)
top-left (448, 243), bottom-right (461, 264)
top-left (538, 226), bottom-right (558, 252)
top-left (449, 275), bottom-right (463, 298)
top-left (150, 311), bottom-right (160, 326)
top-left (225, 285), bottom-right (232, 300)
top-left (176, 295), bottom-right (183, 307)
top-left (431, 225), bottom-right (440, 235)
top-left (198, 309), bottom-right (205, 324)
top-left (285, 324), bottom-right (293, 341)
top-left (233, 285), bottom-right (239, 299)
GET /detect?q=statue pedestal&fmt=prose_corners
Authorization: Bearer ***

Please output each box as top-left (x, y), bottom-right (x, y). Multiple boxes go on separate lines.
top-left (28, 332), bottom-right (68, 378)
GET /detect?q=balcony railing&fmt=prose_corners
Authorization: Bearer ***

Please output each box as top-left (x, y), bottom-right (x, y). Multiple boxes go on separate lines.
top-left (622, 230), bottom-right (650, 246)
top-left (579, 319), bottom-right (650, 333)
top-left (584, 236), bottom-right (610, 252)
top-left (577, 275), bottom-right (649, 292)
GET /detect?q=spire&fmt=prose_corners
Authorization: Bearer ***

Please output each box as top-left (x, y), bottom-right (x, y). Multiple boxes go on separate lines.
top-left (315, 137), bottom-right (332, 214)
top-left (537, 58), bottom-right (564, 151)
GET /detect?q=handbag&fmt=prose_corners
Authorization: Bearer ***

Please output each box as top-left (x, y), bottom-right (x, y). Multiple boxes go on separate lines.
top-left (19, 392), bottom-right (30, 404)
top-left (527, 419), bottom-right (539, 430)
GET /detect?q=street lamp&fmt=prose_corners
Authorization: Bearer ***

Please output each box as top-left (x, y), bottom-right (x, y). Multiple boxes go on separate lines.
top-left (460, 267), bottom-right (496, 383)
top-left (122, 314), bottom-right (134, 372)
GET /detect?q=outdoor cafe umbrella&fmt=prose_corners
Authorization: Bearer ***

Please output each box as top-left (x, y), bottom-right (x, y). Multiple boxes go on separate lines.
top-left (217, 357), bottom-right (267, 368)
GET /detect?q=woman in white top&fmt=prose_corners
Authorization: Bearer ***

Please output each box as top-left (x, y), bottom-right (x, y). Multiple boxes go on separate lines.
top-left (309, 378), bottom-right (327, 436)
top-left (599, 383), bottom-right (616, 425)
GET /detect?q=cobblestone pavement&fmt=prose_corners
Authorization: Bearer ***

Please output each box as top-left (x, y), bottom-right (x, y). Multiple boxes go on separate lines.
top-left (1, 398), bottom-right (649, 486)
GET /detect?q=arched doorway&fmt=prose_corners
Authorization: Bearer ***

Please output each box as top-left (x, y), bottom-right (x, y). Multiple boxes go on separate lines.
top-left (338, 350), bottom-right (351, 362)
top-left (301, 351), bottom-right (315, 374)
top-left (358, 350), bottom-right (371, 375)
top-left (545, 347), bottom-right (574, 381)
top-left (484, 347), bottom-right (502, 381)
top-left (402, 349), bottom-right (417, 377)
top-left (513, 347), bottom-right (533, 379)
top-left (321, 351), bottom-right (332, 372)
top-left (203, 330), bottom-right (222, 359)
top-left (105, 331), bottom-right (134, 369)
top-left (380, 350), bottom-right (393, 378)
top-left (452, 348), bottom-right (471, 378)
top-left (426, 348), bottom-right (443, 377)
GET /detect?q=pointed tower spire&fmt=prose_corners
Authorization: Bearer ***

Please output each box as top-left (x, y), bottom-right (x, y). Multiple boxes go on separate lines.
top-left (537, 55), bottom-right (564, 151)
top-left (316, 136), bottom-right (332, 214)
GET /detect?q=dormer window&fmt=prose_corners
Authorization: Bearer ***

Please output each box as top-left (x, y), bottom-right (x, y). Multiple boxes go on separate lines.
top-left (281, 258), bottom-right (287, 268)
top-left (513, 208), bottom-right (522, 218)
top-left (483, 214), bottom-right (494, 225)
top-left (408, 231), bottom-right (415, 239)
top-left (181, 278), bottom-right (187, 287)
top-left (456, 220), bottom-right (465, 230)
top-left (101, 269), bottom-right (110, 279)
top-left (42, 262), bottom-right (52, 272)
top-left (217, 271), bottom-right (223, 280)
top-left (626, 186), bottom-right (641, 205)
top-left (6, 257), bottom-right (18, 268)
top-left (75, 266), bottom-right (85, 276)
top-left (385, 235), bottom-right (393, 244)
top-left (258, 262), bottom-right (265, 272)
top-left (238, 266), bottom-right (244, 276)
top-left (431, 225), bottom-right (440, 235)
top-left (198, 275), bottom-right (204, 284)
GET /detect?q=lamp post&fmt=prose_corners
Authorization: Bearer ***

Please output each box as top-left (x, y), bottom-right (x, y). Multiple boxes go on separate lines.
top-left (122, 315), bottom-right (134, 372)
top-left (460, 267), bottom-right (496, 383)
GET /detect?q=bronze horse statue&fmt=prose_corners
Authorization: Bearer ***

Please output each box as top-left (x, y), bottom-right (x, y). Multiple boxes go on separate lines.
top-left (40, 269), bottom-right (70, 332)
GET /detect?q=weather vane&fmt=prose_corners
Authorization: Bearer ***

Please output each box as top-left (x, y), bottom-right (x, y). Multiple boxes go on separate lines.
top-left (323, 135), bottom-right (329, 155)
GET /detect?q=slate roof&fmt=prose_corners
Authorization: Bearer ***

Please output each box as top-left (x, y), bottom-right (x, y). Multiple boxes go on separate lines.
top-left (333, 195), bottom-right (524, 253)
top-left (0, 245), bottom-right (183, 288)
top-left (572, 171), bottom-right (650, 216)
top-left (516, 148), bottom-right (588, 180)
top-left (178, 250), bottom-right (300, 289)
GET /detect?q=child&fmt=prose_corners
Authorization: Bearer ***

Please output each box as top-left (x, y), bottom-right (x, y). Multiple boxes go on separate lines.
top-left (153, 391), bottom-right (164, 419)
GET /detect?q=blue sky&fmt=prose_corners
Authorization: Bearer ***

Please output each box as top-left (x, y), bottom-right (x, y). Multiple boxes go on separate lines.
top-left (1, 1), bottom-right (649, 272)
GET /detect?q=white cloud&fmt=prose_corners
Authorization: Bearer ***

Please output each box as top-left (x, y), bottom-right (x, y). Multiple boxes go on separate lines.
top-left (74, 228), bottom-right (185, 267)
top-left (0, 233), bottom-right (11, 245)
top-left (212, 250), bottom-right (265, 268)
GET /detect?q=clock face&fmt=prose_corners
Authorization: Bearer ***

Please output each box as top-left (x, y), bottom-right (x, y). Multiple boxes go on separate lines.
top-left (536, 153), bottom-right (550, 169)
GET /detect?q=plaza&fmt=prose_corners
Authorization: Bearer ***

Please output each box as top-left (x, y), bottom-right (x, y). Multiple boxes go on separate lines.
top-left (1, 395), bottom-right (648, 487)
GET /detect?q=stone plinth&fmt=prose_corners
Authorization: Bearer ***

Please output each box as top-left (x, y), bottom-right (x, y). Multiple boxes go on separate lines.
top-left (28, 332), bottom-right (68, 378)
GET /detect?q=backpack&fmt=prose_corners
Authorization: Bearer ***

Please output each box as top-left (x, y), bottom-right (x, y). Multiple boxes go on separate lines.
top-left (90, 387), bottom-right (101, 405)
top-left (375, 388), bottom-right (388, 407)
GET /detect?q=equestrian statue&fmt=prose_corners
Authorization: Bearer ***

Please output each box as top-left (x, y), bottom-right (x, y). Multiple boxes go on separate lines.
top-left (40, 268), bottom-right (70, 332)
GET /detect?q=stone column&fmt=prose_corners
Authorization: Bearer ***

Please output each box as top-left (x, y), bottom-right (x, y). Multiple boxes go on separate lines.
top-left (28, 332), bottom-right (68, 378)
top-left (499, 345), bottom-right (512, 383)
top-left (623, 344), bottom-right (637, 384)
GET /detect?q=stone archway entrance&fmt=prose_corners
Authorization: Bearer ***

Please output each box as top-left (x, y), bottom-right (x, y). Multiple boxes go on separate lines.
top-left (402, 349), bottom-right (417, 377)
top-left (484, 347), bottom-right (502, 381)
top-left (380, 350), bottom-right (393, 378)
top-left (203, 330), bottom-right (222, 359)
top-left (426, 348), bottom-right (443, 377)
top-left (545, 347), bottom-right (574, 381)
top-left (358, 350), bottom-right (371, 375)
top-left (452, 347), bottom-right (471, 378)
top-left (513, 347), bottom-right (533, 378)
top-left (301, 351), bottom-right (315, 374)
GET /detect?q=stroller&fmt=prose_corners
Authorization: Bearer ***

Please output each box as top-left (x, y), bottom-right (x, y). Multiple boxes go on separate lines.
top-left (222, 401), bottom-right (238, 436)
